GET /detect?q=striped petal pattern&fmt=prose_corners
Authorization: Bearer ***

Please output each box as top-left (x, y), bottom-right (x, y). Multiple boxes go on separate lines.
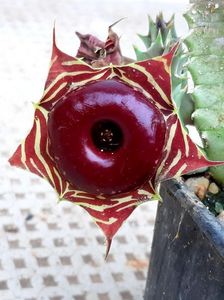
top-left (9, 30), bottom-right (224, 246)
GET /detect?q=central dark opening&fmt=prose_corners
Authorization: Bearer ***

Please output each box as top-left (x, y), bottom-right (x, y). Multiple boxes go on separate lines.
top-left (91, 120), bottom-right (123, 152)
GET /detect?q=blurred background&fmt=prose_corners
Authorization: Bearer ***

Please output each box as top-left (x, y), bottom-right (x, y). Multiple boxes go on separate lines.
top-left (0, 0), bottom-right (188, 299)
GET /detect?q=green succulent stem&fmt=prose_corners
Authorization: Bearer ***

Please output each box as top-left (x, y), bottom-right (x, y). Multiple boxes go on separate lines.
top-left (184, 1), bottom-right (224, 185)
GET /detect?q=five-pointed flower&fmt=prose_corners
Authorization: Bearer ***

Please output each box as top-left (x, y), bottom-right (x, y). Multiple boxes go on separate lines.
top-left (9, 26), bottom-right (223, 253)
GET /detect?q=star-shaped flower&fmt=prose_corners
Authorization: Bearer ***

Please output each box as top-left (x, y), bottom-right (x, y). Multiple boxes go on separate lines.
top-left (9, 26), bottom-right (223, 254)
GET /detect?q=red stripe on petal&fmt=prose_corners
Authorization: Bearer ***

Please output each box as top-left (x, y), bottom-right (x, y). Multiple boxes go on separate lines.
top-left (9, 145), bottom-right (26, 170)
top-left (92, 206), bottom-right (135, 240)
top-left (156, 114), bottom-right (224, 183)
top-left (138, 59), bottom-right (172, 104)
top-left (116, 65), bottom-right (170, 110)
top-left (115, 47), bottom-right (177, 112)
top-left (63, 182), bottom-right (155, 240)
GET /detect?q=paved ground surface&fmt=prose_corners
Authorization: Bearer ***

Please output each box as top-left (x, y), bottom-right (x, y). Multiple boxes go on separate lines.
top-left (0, 1), bottom-right (188, 299)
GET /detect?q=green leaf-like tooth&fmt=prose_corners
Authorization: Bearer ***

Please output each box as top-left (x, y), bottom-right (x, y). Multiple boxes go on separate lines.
top-left (146, 29), bottom-right (164, 58)
top-left (134, 30), bottom-right (164, 60)
top-left (148, 15), bottom-right (158, 42)
top-left (163, 30), bottom-right (174, 53)
top-left (133, 45), bottom-right (151, 61)
top-left (136, 15), bottom-right (158, 49)
top-left (168, 14), bottom-right (178, 40)
top-left (156, 12), bottom-right (168, 42)
top-left (137, 33), bottom-right (152, 49)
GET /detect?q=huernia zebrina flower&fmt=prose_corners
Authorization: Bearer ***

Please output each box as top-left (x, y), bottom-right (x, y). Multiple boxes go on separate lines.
top-left (9, 22), bottom-right (223, 254)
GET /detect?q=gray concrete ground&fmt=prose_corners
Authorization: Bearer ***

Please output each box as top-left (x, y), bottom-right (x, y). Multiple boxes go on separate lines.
top-left (0, 1), bottom-right (188, 299)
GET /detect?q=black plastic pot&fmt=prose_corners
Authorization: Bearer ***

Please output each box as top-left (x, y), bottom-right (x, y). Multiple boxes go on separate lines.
top-left (144, 179), bottom-right (224, 300)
